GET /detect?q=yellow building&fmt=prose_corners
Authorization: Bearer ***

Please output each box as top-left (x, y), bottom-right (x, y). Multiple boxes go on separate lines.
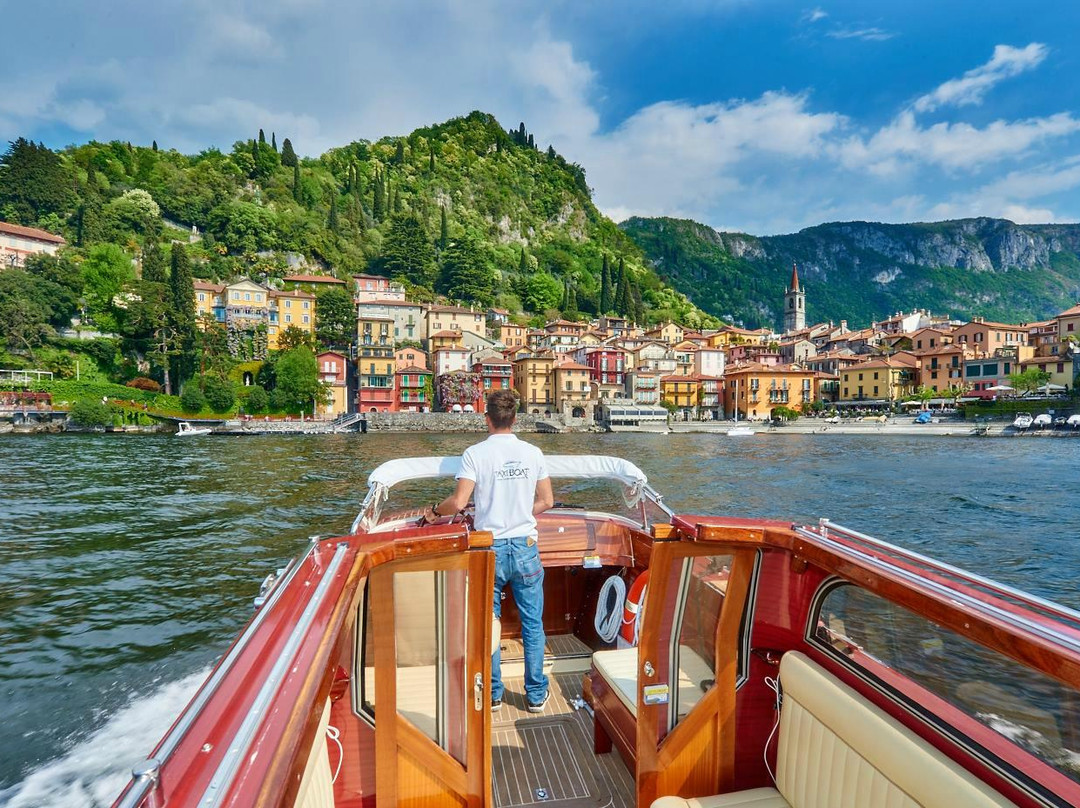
top-left (645, 321), bottom-right (685, 345)
top-left (660, 374), bottom-right (699, 415)
top-left (512, 354), bottom-right (555, 413)
top-left (553, 361), bottom-right (591, 413)
top-left (268, 288), bottom-right (316, 350)
top-left (1057, 304), bottom-right (1080, 344)
top-left (429, 330), bottom-right (465, 351)
top-left (839, 357), bottom-right (917, 403)
top-left (724, 363), bottom-right (819, 419)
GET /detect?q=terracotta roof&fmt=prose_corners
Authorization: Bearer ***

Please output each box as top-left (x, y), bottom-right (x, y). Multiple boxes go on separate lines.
top-left (958, 319), bottom-right (1028, 330)
top-left (0, 220), bottom-right (66, 244)
top-left (283, 274), bottom-right (345, 284)
top-left (428, 304), bottom-right (478, 315)
top-left (660, 374), bottom-right (696, 382)
top-left (357, 299), bottom-right (422, 308)
top-left (430, 330), bottom-right (463, 338)
top-left (476, 357), bottom-right (512, 366)
top-left (353, 273), bottom-right (391, 280)
top-left (194, 281), bottom-right (225, 293)
top-left (396, 346), bottom-right (428, 355)
top-left (269, 288), bottom-right (315, 299)
top-left (1055, 304), bottom-right (1080, 318)
top-left (396, 365), bottom-right (431, 374)
top-left (317, 350), bottom-right (347, 359)
top-left (555, 361), bottom-right (590, 371)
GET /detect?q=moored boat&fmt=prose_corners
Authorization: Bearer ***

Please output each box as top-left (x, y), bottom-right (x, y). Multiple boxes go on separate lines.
top-left (113, 454), bottom-right (1080, 808)
top-left (176, 421), bottom-right (213, 436)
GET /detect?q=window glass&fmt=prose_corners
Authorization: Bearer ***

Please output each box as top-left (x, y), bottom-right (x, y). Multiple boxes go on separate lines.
top-left (813, 583), bottom-right (1080, 788)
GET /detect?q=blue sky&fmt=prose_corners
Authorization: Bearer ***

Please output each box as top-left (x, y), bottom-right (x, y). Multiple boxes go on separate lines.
top-left (4, 0), bottom-right (1080, 235)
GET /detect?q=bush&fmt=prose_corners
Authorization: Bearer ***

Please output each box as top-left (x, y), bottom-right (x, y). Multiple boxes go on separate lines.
top-left (772, 405), bottom-right (799, 421)
top-left (203, 374), bottom-right (235, 412)
top-left (126, 377), bottom-right (162, 392)
top-left (69, 398), bottom-right (112, 427)
top-left (245, 386), bottom-right (269, 413)
top-left (268, 388), bottom-right (288, 412)
top-left (180, 384), bottom-right (206, 413)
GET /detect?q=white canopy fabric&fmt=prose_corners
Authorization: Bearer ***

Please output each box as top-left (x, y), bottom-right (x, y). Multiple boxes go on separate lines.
top-left (367, 454), bottom-right (648, 491)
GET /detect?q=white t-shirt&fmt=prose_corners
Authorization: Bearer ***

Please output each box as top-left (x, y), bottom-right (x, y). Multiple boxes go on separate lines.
top-left (456, 434), bottom-right (549, 540)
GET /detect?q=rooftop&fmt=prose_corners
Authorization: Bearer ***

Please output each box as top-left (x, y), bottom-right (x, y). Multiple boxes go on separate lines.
top-left (283, 274), bottom-right (346, 284)
top-left (0, 220), bottom-right (66, 244)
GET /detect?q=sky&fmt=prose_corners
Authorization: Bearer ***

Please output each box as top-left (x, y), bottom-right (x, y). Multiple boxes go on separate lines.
top-left (4, 0), bottom-right (1080, 235)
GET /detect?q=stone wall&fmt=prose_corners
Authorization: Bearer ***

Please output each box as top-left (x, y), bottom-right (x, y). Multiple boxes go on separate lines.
top-left (363, 412), bottom-right (544, 432)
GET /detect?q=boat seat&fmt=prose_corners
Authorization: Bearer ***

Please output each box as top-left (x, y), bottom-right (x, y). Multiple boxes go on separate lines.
top-left (591, 645), bottom-right (714, 717)
top-left (651, 651), bottom-right (1017, 808)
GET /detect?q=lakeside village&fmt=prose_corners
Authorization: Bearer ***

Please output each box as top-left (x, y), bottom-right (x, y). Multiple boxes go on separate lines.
top-left (3, 219), bottom-right (1080, 436)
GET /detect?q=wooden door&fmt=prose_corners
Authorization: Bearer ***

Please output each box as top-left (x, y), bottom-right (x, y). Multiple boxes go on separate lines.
top-left (371, 549), bottom-right (495, 808)
top-left (635, 542), bottom-right (756, 807)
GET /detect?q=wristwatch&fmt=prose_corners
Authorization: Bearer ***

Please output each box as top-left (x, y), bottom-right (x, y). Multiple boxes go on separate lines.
top-left (431, 502), bottom-right (442, 517)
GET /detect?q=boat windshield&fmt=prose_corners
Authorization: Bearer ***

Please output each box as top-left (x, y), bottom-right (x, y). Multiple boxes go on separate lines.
top-left (352, 454), bottom-right (671, 532)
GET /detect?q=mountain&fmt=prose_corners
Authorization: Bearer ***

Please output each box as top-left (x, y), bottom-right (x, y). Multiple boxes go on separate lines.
top-left (0, 113), bottom-right (713, 326)
top-left (620, 216), bottom-right (1080, 330)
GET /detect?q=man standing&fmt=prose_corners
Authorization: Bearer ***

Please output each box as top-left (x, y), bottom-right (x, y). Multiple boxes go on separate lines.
top-left (427, 390), bottom-right (554, 712)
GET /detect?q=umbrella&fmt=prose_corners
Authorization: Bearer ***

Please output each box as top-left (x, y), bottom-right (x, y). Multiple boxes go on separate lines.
top-left (986, 384), bottom-right (1014, 391)
top-left (1039, 382), bottom-right (1066, 392)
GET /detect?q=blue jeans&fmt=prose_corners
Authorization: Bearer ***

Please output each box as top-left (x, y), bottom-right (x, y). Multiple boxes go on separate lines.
top-left (491, 537), bottom-right (547, 704)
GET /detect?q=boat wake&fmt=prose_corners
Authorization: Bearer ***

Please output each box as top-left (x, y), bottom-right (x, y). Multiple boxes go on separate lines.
top-left (0, 668), bottom-right (210, 808)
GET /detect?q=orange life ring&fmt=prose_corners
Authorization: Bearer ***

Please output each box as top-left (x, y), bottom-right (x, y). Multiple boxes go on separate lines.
top-left (620, 570), bottom-right (649, 645)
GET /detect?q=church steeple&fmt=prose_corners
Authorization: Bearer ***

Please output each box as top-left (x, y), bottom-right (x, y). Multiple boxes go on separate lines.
top-left (783, 262), bottom-right (805, 333)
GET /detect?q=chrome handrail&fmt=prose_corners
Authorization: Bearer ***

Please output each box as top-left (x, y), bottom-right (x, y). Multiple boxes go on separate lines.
top-left (795, 524), bottom-right (1080, 657)
top-left (198, 542), bottom-right (349, 807)
top-left (815, 519), bottom-right (1080, 626)
top-left (114, 542), bottom-right (317, 808)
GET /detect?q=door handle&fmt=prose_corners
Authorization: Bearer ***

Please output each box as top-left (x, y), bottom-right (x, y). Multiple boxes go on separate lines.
top-left (474, 672), bottom-right (484, 711)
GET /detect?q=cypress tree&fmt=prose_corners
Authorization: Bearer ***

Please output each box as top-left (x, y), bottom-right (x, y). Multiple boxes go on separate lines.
top-left (615, 259), bottom-right (632, 316)
top-left (392, 188), bottom-right (401, 213)
top-left (561, 281), bottom-right (569, 311)
top-left (395, 140), bottom-right (405, 164)
top-left (518, 122), bottom-right (526, 145)
top-left (372, 171), bottom-right (384, 221)
top-left (168, 244), bottom-right (197, 383)
top-left (547, 145), bottom-right (556, 159)
top-left (600, 254), bottom-right (612, 314)
top-left (519, 246), bottom-right (528, 273)
top-left (566, 284), bottom-right (578, 315)
top-left (429, 146), bottom-right (435, 172)
top-left (152, 140), bottom-right (158, 152)
top-left (440, 206), bottom-right (448, 251)
top-left (271, 132), bottom-right (277, 151)
top-left (250, 138), bottom-right (258, 168)
top-left (329, 194), bottom-right (339, 232)
top-left (527, 134), bottom-right (535, 149)
top-left (280, 138), bottom-right (298, 167)
top-left (258, 129), bottom-right (266, 144)
top-left (386, 180), bottom-right (392, 216)
top-left (142, 241), bottom-right (167, 284)
top-left (292, 163), bottom-right (301, 202)
top-left (76, 166), bottom-right (103, 246)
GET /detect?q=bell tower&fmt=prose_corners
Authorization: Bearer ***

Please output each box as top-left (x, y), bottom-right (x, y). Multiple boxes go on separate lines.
top-left (783, 262), bottom-right (805, 334)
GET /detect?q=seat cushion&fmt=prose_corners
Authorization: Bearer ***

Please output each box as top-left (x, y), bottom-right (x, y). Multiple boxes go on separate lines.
top-left (651, 787), bottom-right (790, 808)
top-left (592, 645), bottom-right (715, 717)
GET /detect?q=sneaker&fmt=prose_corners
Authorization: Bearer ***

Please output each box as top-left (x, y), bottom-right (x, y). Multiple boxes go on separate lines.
top-left (492, 697), bottom-right (502, 712)
top-left (527, 692), bottom-right (549, 713)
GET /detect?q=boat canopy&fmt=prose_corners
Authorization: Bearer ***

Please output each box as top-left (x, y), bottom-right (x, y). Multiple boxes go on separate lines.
top-left (354, 455), bottom-right (659, 533)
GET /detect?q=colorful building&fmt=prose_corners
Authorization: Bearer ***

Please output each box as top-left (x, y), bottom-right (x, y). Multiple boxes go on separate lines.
top-left (357, 314), bottom-right (395, 412)
top-left (583, 347), bottom-right (627, 398)
top-left (425, 305), bottom-right (485, 344)
top-left (952, 318), bottom-right (1028, 353)
top-left (625, 367), bottom-right (661, 405)
top-left (499, 324), bottom-right (527, 348)
top-left (839, 357), bottom-right (917, 403)
top-left (269, 288), bottom-right (316, 350)
top-left (513, 354), bottom-right (556, 413)
top-left (0, 221), bottom-right (65, 267)
top-left (357, 300), bottom-right (425, 344)
top-left (353, 273), bottom-right (406, 303)
top-left (473, 356), bottom-right (513, 409)
top-left (916, 345), bottom-right (969, 393)
top-left (395, 366), bottom-right (432, 412)
top-left (725, 363), bottom-right (820, 419)
top-left (660, 374), bottom-right (699, 418)
top-left (395, 346), bottom-right (428, 371)
top-left (316, 351), bottom-right (349, 416)
top-left (553, 361), bottom-right (592, 415)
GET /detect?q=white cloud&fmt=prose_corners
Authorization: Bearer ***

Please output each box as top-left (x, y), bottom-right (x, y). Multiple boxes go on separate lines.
top-left (827, 27), bottom-right (894, 42)
top-left (913, 43), bottom-right (1048, 113)
top-left (802, 7), bottom-right (827, 23)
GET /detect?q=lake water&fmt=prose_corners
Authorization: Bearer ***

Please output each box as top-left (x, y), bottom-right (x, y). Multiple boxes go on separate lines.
top-left (2, 432), bottom-right (1078, 806)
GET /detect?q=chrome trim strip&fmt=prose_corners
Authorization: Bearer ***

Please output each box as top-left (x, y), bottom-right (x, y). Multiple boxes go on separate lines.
top-left (817, 519), bottom-right (1080, 625)
top-left (198, 542), bottom-right (349, 807)
top-left (114, 544), bottom-right (315, 808)
top-left (794, 525), bottom-right (1080, 657)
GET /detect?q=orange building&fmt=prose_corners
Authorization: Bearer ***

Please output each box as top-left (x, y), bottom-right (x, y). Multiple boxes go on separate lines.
top-left (724, 363), bottom-right (820, 420)
top-left (512, 354), bottom-right (555, 413)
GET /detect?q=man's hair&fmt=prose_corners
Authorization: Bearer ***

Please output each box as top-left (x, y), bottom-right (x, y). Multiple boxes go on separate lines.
top-left (486, 390), bottom-right (518, 429)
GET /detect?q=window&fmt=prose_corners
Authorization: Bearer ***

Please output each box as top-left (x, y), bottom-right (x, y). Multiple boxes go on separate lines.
top-left (285, 314), bottom-right (292, 323)
top-left (244, 292), bottom-right (251, 301)
top-left (811, 582), bottom-right (1080, 793)
top-left (304, 301), bottom-right (310, 309)
top-left (286, 300), bottom-right (292, 308)
top-left (198, 293), bottom-right (205, 302)
top-left (232, 292), bottom-right (239, 301)
top-left (303, 315), bottom-right (310, 324)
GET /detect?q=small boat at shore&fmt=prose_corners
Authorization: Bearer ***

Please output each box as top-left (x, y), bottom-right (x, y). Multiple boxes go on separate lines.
top-left (176, 421), bottom-right (212, 436)
top-left (1013, 412), bottom-right (1034, 430)
top-left (113, 454), bottom-right (1080, 808)
top-left (726, 424), bottom-right (756, 436)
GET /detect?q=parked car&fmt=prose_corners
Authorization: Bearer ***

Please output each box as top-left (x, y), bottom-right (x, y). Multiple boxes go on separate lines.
top-left (1033, 413), bottom-right (1053, 428)
top-left (1012, 412), bottom-right (1034, 429)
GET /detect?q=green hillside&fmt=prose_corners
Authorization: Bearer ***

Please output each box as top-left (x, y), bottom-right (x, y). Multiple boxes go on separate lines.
top-left (621, 216), bottom-right (1080, 330)
top-left (0, 113), bottom-right (712, 326)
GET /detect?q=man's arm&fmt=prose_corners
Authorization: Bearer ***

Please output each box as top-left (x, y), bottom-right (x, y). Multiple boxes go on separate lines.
top-left (532, 476), bottom-right (554, 516)
top-left (426, 477), bottom-right (475, 521)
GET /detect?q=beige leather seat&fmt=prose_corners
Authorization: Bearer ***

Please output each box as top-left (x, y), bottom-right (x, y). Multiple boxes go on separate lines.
top-left (652, 652), bottom-right (1017, 808)
top-left (592, 646), bottom-right (714, 717)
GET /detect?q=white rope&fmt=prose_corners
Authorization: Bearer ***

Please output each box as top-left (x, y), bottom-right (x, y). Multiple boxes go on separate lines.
top-left (763, 675), bottom-right (782, 785)
top-left (327, 724), bottom-right (344, 784)
top-left (594, 575), bottom-right (626, 643)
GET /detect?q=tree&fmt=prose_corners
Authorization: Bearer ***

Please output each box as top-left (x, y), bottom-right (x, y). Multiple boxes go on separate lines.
top-left (70, 398), bottom-right (112, 428)
top-left (141, 241), bottom-right (167, 284)
top-left (600, 254), bottom-right (612, 313)
top-left (169, 243), bottom-right (197, 383)
top-left (277, 324), bottom-right (318, 353)
top-left (429, 146), bottom-right (436, 172)
top-left (275, 346), bottom-right (329, 413)
top-left (280, 138), bottom-right (298, 168)
top-left (439, 206), bottom-right (449, 251)
top-left (913, 385), bottom-right (936, 409)
top-left (614, 258), bottom-right (632, 316)
top-left (245, 385), bottom-right (269, 413)
top-left (104, 188), bottom-right (161, 239)
top-left (292, 163), bottom-right (301, 202)
top-left (1009, 367), bottom-right (1052, 395)
top-left (202, 374), bottom-right (236, 412)
top-left (152, 140), bottom-right (158, 152)
top-left (180, 383), bottom-right (206, 413)
top-left (394, 140), bottom-right (405, 164)
top-left (82, 244), bottom-right (134, 322)
top-left (440, 233), bottom-right (494, 306)
top-left (372, 170), bottom-right (385, 221)
top-left (76, 167), bottom-right (104, 246)
top-left (0, 271), bottom-right (52, 360)
top-left (382, 213), bottom-right (437, 286)
top-left (565, 282), bottom-right (578, 316)
top-left (519, 246), bottom-right (529, 274)
top-left (258, 129), bottom-right (266, 145)
top-left (521, 272), bottom-right (562, 312)
top-left (271, 132), bottom-right (277, 152)
top-left (328, 194), bottom-right (339, 232)
top-left (315, 287), bottom-right (356, 349)
top-left (0, 138), bottom-right (75, 224)
top-left (251, 141), bottom-right (279, 181)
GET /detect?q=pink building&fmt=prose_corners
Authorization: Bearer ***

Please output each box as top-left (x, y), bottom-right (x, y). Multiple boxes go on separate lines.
top-left (0, 221), bottom-right (65, 267)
